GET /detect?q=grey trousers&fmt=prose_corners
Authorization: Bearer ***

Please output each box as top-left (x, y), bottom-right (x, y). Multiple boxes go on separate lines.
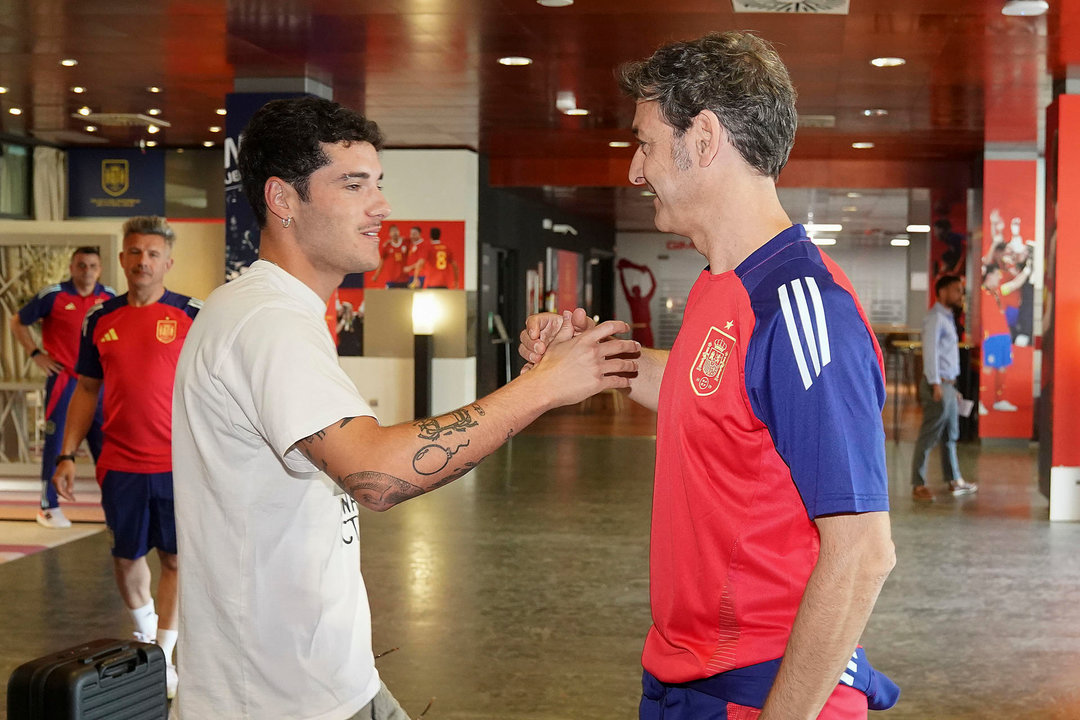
top-left (346, 682), bottom-right (411, 720)
top-left (910, 378), bottom-right (961, 486)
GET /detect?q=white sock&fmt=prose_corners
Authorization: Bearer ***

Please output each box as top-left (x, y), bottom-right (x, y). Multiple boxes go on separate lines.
top-left (157, 628), bottom-right (178, 663)
top-left (131, 601), bottom-right (158, 640)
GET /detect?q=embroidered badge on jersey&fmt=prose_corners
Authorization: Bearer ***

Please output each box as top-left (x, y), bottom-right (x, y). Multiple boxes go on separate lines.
top-left (690, 325), bottom-right (736, 396)
top-left (156, 318), bottom-right (177, 343)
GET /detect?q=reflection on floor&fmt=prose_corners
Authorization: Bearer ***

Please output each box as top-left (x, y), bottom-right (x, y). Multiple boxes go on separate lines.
top-left (0, 399), bottom-right (1077, 720)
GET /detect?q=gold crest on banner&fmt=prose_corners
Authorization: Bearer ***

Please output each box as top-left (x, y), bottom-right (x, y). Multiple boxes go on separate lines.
top-left (101, 159), bottom-right (130, 197)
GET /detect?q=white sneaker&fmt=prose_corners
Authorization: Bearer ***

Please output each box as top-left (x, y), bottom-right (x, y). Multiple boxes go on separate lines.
top-left (993, 399), bottom-right (1019, 412)
top-left (36, 507), bottom-right (72, 529)
top-left (166, 663), bottom-right (178, 700)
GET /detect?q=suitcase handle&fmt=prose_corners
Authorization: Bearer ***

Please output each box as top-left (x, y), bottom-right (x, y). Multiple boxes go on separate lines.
top-left (99, 650), bottom-right (141, 679)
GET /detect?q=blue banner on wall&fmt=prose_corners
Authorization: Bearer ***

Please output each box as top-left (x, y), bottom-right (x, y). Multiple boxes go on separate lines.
top-left (68, 148), bottom-right (165, 217)
top-left (224, 91), bottom-right (306, 280)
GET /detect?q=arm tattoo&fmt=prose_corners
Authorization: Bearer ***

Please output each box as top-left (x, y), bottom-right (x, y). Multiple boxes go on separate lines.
top-left (300, 428), bottom-right (327, 445)
top-left (339, 417), bottom-right (357, 428)
top-left (412, 409), bottom-right (481, 476)
top-left (471, 403), bottom-right (486, 416)
top-left (342, 471), bottom-right (423, 511)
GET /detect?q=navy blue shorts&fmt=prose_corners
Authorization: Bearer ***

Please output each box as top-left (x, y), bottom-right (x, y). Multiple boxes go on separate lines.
top-left (100, 470), bottom-right (176, 559)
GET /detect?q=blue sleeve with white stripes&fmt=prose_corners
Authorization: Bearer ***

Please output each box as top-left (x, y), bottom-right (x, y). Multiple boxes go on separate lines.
top-left (17, 285), bottom-right (60, 326)
top-left (743, 263), bottom-right (890, 518)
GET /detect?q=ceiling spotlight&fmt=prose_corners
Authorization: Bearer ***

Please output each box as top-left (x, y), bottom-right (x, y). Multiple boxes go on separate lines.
top-left (203, 140), bottom-right (215, 147)
top-left (498, 56), bottom-right (533, 66)
top-left (565, 108), bottom-right (589, 116)
top-left (852, 142), bottom-right (875, 149)
top-left (805, 223), bottom-right (842, 233)
top-left (1002, 0), bottom-right (1049, 15)
top-left (85, 125), bottom-right (97, 132)
top-left (145, 140), bottom-right (158, 147)
top-left (846, 192), bottom-right (862, 198)
top-left (870, 57), bottom-right (905, 68)
top-left (147, 86), bottom-right (162, 93)
top-left (147, 124), bottom-right (160, 134)
top-left (147, 108), bottom-right (162, 116)
top-left (641, 190), bottom-right (656, 197)
top-left (0, 86), bottom-right (7, 94)
top-left (891, 238), bottom-right (911, 247)
top-left (215, 108), bottom-right (227, 115)
top-left (608, 141), bottom-right (631, 148)
top-left (60, 58), bottom-right (78, 67)
top-left (72, 86), bottom-right (86, 94)
top-left (537, 0), bottom-right (574, 6)
top-left (8, 107), bottom-right (22, 115)
top-left (811, 236), bottom-right (837, 246)
top-left (77, 106), bottom-right (91, 116)
top-left (842, 206), bottom-right (858, 212)
top-left (862, 108), bottom-right (888, 117)
top-left (209, 125), bottom-right (222, 132)
top-left (907, 224), bottom-right (931, 233)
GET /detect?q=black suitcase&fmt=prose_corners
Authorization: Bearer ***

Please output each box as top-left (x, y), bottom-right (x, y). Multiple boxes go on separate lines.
top-left (7, 638), bottom-right (167, 720)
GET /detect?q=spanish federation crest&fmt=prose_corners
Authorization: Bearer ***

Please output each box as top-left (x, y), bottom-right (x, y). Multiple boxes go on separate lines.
top-left (690, 325), bottom-right (736, 397)
top-left (156, 318), bottom-right (177, 344)
top-left (101, 159), bottom-right (129, 197)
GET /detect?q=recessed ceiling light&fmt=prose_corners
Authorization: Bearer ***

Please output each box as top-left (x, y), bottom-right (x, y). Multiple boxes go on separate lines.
top-left (215, 108), bottom-right (227, 115)
top-left (209, 125), bottom-right (222, 132)
top-left (846, 192), bottom-right (862, 198)
top-left (811, 236), bottom-right (837, 246)
top-left (145, 140), bottom-right (158, 147)
top-left (498, 56), bottom-right (533, 66)
top-left (907, 224), bottom-right (931, 233)
top-left (852, 142), bottom-right (875, 149)
top-left (862, 108), bottom-right (888, 117)
top-left (870, 57), bottom-right (905, 68)
top-left (85, 125), bottom-right (97, 132)
top-left (608, 141), bottom-right (631, 148)
top-left (147, 86), bottom-right (162, 93)
top-left (203, 140), bottom-right (215, 148)
top-left (842, 205), bottom-right (858, 212)
top-left (147, 108), bottom-right (162, 116)
top-left (805, 223), bottom-right (842, 233)
top-left (641, 190), bottom-right (656, 197)
top-left (537, 0), bottom-right (574, 6)
top-left (77, 106), bottom-right (91, 116)
top-left (1002, 0), bottom-right (1049, 16)
top-left (891, 238), bottom-right (911, 247)
top-left (71, 86), bottom-right (86, 94)
top-left (565, 108), bottom-right (589, 116)
top-left (60, 58), bottom-right (78, 67)
top-left (8, 107), bottom-right (22, 115)
top-left (147, 124), bottom-right (160, 134)
top-left (0, 86), bottom-right (7, 94)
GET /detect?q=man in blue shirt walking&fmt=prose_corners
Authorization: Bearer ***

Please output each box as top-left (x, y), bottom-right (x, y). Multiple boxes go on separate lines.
top-left (912, 274), bottom-right (977, 501)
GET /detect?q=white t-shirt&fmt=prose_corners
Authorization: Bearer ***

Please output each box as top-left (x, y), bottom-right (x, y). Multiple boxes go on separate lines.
top-left (172, 260), bottom-right (380, 720)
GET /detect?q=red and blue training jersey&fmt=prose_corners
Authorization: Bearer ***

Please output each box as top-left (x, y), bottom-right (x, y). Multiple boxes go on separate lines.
top-left (646, 224), bottom-right (889, 687)
top-left (77, 291), bottom-right (200, 479)
top-left (18, 280), bottom-right (115, 372)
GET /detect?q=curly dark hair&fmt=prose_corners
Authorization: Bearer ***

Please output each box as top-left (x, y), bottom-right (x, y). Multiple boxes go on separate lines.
top-left (618, 31), bottom-right (797, 180)
top-left (239, 96), bottom-right (384, 227)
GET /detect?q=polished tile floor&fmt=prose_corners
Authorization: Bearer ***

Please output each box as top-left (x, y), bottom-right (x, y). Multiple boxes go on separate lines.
top-left (0, 403), bottom-right (1077, 719)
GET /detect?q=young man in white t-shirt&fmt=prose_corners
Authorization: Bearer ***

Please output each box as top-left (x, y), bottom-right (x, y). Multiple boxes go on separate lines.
top-left (171, 96), bottom-right (639, 720)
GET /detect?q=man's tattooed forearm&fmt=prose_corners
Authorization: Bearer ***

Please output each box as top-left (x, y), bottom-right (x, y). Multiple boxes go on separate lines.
top-left (342, 471), bottom-right (423, 511)
top-left (471, 404), bottom-right (486, 417)
top-left (339, 417), bottom-right (357, 428)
